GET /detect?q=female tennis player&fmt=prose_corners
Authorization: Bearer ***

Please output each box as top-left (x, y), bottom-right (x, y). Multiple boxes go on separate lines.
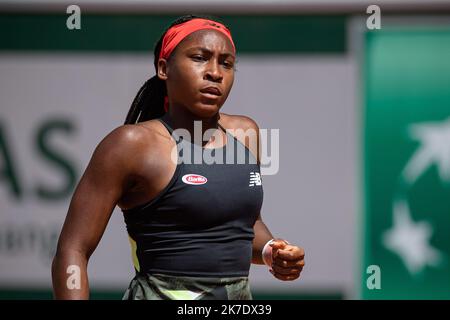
top-left (51, 14), bottom-right (305, 300)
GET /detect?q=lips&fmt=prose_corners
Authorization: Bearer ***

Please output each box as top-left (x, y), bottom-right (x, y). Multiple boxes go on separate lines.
top-left (200, 86), bottom-right (222, 96)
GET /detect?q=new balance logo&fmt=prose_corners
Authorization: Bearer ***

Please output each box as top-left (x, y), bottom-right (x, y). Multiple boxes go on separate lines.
top-left (249, 172), bottom-right (262, 187)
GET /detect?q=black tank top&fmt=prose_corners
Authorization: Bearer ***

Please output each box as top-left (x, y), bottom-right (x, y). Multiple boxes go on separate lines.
top-left (122, 114), bottom-right (264, 277)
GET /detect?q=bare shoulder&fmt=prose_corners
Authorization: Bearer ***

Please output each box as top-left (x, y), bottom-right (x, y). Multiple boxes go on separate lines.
top-left (92, 120), bottom-right (173, 169)
top-left (219, 112), bottom-right (261, 164)
top-left (219, 112), bottom-right (260, 132)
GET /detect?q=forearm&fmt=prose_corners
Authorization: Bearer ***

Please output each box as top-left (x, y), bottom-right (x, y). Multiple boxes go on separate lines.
top-left (51, 249), bottom-right (90, 299)
top-left (252, 218), bottom-right (274, 265)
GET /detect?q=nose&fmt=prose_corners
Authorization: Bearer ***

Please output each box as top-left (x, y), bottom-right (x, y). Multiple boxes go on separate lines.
top-left (204, 60), bottom-right (223, 83)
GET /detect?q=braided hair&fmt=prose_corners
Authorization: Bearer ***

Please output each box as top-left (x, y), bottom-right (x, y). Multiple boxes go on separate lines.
top-left (124, 14), bottom-right (230, 124)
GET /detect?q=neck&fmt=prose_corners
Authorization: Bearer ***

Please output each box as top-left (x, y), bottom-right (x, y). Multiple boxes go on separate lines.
top-left (162, 104), bottom-right (222, 147)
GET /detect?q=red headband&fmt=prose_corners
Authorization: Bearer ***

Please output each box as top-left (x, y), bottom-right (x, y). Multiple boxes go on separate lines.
top-left (158, 18), bottom-right (236, 112)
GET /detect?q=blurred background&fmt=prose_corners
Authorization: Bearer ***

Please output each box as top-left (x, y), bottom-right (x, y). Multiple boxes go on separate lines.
top-left (0, 0), bottom-right (449, 299)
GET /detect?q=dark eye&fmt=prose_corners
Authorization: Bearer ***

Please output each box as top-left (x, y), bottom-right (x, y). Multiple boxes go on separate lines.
top-left (192, 55), bottom-right (206, 62)
top-left (222, 61), bottom-right (234, 69)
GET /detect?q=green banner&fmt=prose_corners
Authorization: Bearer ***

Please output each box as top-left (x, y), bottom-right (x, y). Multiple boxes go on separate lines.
top-left (362, 28), bottom-right (450, 299)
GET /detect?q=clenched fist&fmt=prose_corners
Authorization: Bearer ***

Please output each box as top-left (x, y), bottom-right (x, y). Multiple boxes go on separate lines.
top-left (269, 239), bottom-right (305, 281)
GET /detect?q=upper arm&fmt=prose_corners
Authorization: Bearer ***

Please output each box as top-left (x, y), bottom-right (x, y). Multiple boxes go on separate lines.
top-left (56, 125), bottom-right (144, 258)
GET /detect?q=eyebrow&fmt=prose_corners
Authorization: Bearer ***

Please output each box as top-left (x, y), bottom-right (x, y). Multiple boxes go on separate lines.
top-left (188, 46), bottom-right (235, 59)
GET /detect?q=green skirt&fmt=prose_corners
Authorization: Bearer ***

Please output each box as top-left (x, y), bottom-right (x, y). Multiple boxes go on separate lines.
top-left (122, 273), bottom-right (253, 300)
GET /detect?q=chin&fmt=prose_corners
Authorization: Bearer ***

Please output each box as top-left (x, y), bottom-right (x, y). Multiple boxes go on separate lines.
top-left (192, 102), bottom-right (221, 118)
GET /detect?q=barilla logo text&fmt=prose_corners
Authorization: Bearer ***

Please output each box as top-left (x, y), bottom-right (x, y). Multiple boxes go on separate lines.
top-left (182, 174), bottom-right (208, 185)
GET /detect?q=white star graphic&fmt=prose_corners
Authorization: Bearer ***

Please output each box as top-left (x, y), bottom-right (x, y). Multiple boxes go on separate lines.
top-left (403, 117), bottom-right (450, 184)
top-left (382, 200), bottom-right (443, 276)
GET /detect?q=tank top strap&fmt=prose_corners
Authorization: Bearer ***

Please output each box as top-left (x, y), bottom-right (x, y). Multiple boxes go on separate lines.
top-left (156, 114), bottom-right (174, 135)
top-left (157, 114), bottom-right (186, 145)
top-left (217, 122), bottom-right (227, 134)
